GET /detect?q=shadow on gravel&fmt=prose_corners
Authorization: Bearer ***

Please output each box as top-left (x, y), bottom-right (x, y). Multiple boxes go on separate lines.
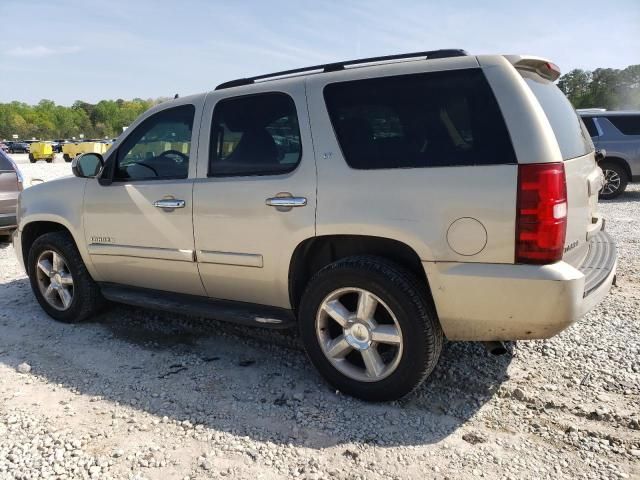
top-left (602, 189), bottom-right (640, 204)
top-left (0, 276), bottom-right (512, 448)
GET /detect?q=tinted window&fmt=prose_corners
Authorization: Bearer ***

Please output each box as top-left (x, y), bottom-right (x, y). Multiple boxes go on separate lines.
top-left (209, 93), bottom-right (301, 177)
top-left (115, 105), bottom-right (195, 180)
top-left (521, 71), bottom-right (592, 160)
top-left (323, 69), bottom-right (516, 169)
top-left (0, 151), bottom-right (13, 170)
top-left (581, 116), bottom-right (599, 137)
top-left (606, 115), bottom-right (640, 135)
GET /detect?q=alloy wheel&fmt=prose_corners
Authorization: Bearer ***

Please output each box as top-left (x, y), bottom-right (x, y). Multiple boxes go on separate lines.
top-left (315, 287), bottom-right (403, 382)
top-left (601, 169), bottom-right (621, 196)
top-left (35, 250), bottom-right (74, 311)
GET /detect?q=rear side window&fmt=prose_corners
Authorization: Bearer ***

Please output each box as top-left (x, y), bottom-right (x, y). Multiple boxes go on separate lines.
top-left (606, 115), bottom-right (640, 135)
top-left (323, 68), bottom-right (516, 169)
top-left (521, 71), bottom-right (593, 160)
top-left (581, 116), bottom-right (599, 137)
top-left (0, 151), bottom-right (13, 170)
top-left (209, 93), bottom-right (301, 177)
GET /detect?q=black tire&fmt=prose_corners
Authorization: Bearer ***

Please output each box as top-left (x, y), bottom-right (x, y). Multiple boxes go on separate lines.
top-left (299, 255), bottom-right (443, 402)
top-left (45, 157), bottom-right (53, 163)
top-left (599, 162), bottom-right (628, 200)
top-left (28, 153), bottom-right (36, 163)
top-left (63, 154), bottom-right (71, 162)
top-left (27, 231), bottom-right (103, 323)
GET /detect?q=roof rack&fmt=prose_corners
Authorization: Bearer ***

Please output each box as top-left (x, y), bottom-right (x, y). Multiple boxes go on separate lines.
top-left (215, 49), bottom-right (468, 90)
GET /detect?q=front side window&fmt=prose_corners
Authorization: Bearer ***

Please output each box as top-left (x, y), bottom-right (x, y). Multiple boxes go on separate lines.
top-left (115, 105), bottom-right (195, 180)
top-left (209, 93), bottom-right (301, 177)
top-left (323, 68), bottom-right (516, 169)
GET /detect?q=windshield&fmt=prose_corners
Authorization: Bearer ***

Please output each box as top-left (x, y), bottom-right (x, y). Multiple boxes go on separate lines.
top-left (520, 70), bottom-right (593, 160)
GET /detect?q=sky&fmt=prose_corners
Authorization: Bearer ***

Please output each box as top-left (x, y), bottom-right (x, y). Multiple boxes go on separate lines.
top-left (0, 0), bottom-right (638, 105)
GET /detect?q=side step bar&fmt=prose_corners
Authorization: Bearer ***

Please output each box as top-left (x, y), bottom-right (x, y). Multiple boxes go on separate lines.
top-left (100, 283), bottom-right (296, 329)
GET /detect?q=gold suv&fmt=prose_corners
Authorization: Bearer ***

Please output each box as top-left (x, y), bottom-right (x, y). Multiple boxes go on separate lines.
top-left (13, 50), bottom-right (616, 401)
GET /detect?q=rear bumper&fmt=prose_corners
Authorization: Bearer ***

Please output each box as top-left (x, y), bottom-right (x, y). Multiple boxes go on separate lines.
top-left (424, 230), bottom-right (616, 341)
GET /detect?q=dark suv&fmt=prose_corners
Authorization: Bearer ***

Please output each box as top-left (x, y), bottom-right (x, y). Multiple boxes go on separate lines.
top-left (580, 111), bottom-right (640, 199)
top-left (8, 142), bottom-right (30, 154)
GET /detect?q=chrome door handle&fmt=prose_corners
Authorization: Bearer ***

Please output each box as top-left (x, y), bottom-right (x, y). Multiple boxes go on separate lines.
top-left (265, 196), bottom-right (307, 208)
top-left (153, 199), bottom-right (185, 209)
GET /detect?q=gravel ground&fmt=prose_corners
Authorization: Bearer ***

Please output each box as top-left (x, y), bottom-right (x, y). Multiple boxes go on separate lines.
top-left (0, 155), bottom-right (638, 480)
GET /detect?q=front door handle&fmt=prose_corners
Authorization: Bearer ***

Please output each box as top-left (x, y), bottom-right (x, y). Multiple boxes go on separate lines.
top-left (153, 199), bottom-right (185, 209)
top-left (265, 196), bottom-right (307, 208)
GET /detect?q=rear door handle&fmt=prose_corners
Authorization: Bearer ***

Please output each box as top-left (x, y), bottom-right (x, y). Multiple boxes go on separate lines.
top-left (153, 199), bottom-right (185, 209)
top-left (265, 196), bottom-right (307, 208)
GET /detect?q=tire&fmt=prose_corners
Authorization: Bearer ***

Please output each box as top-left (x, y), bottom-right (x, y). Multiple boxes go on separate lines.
top-left (599, 162), bottom-right (628, 200)
top-left (63, 154), bottom-right (71, 162)
top-left (45, 158), bottom-right (53, 163)
top-left (27, 231), bottom-right (103, 323)
top-left (299, 255), bottom-right (443, 401)
top-left (28, 153), bottom-right (36, 163)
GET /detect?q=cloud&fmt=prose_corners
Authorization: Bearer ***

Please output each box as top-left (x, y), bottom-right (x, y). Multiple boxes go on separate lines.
top-left (5, 45), bottom-right (82, 57)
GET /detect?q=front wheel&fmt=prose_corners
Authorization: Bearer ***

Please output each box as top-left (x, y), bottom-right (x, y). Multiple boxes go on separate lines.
top-left (63, 154), bottom-right (72, 162)
top-left (27, 231), bottom-right (104, 323)
top-left (599, 162), bottom-right (628, 200)
top-left (299, 256), bottom-right (443, 401)
top-left (28, 153), bottom-right (36, 163)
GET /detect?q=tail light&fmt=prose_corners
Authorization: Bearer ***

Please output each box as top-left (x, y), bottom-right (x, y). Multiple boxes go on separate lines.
top-left (516, 163), bottom-right (567, 264)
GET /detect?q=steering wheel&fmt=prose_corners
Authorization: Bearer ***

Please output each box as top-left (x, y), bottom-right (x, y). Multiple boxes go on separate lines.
top-left (157, 150), bottom-right (189, 163)
top-left (133, 162), bottom-right (159, 176)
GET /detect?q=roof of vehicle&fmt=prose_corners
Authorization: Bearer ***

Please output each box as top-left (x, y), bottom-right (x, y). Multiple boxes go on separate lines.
top-left (215, 49), bottom-right (469, 90)
top-left (580, 110), bottom-right (640, 117)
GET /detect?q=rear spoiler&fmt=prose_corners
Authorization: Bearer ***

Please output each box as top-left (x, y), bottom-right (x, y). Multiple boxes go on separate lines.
top-left (503, 55), bottom-right (561, 81)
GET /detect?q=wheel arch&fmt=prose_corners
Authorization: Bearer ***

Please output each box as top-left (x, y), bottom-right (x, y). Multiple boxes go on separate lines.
top-left (288, 234), bottom-right (430, 312)
top-left (600, 156), bottom-right (632, 180)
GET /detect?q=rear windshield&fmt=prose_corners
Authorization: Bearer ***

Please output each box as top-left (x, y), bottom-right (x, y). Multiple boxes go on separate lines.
top-left (324, 68), bottom-right (517, 169)
top-left (521, 70), bottom-right (593, 160)
top-left (581, 116), bottom-right (599, 137)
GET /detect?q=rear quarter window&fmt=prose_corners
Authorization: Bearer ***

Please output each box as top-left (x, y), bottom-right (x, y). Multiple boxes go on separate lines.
top-left (323, 68), bottom-right (517, 169)
top-left (521, 71), bottom-right (593, 160)
top-left (605, 115), bottom-right (640, 136)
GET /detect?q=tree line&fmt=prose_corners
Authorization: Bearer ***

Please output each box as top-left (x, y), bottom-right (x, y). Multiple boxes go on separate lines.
top-left (557, 64), bottom-right (639, 110)
top-left (1, 64), bottom-right (638, 141)
top-left (0, 98), bottom-right (167, 140)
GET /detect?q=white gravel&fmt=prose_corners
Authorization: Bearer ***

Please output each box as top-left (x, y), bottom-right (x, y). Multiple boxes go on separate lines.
top-left (0, 155), bottom-right (638, 479)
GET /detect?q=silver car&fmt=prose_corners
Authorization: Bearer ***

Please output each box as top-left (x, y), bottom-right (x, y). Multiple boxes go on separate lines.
top-left (0, 150), bottom-right (23, 238)
top-left (580, 111), bottom-right (640, 199)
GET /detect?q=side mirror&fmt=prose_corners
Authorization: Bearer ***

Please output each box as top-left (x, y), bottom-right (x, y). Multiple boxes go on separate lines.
top-left (595, 149), bottom-right (607, 163)
top-left (72, 153), bottom-right (104, 178)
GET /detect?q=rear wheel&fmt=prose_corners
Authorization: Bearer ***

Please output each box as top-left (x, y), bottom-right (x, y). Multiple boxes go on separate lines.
top-left (27, 231), bottom-right (103, 323)
top-left (45, 157), bottom-right (53, 163)
top-left (299, 256), bottom-right (443, 401)
top-left (63, 154), bottom-right (72, 162)
top-left (599, 162), bottom-right (628, 200)
top-left (28, 153), bottom-right (36, 163)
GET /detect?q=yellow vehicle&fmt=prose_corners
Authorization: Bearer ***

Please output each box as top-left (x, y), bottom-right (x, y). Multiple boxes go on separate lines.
top-left (28, 142), bottom-right (54, 163)
top-left (62, 142), bottom-right (112, 162)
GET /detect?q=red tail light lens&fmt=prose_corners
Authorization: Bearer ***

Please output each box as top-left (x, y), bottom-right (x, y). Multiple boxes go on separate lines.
top-left (516, 163), bottom-right (567, 264)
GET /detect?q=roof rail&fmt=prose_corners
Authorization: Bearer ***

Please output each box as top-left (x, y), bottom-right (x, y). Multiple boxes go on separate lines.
top-left (215, 49), bottom-right (468, 90)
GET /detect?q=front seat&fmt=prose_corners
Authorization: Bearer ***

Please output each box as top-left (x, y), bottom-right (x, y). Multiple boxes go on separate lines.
top-left (228, 128), bottom-right (279, 166)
